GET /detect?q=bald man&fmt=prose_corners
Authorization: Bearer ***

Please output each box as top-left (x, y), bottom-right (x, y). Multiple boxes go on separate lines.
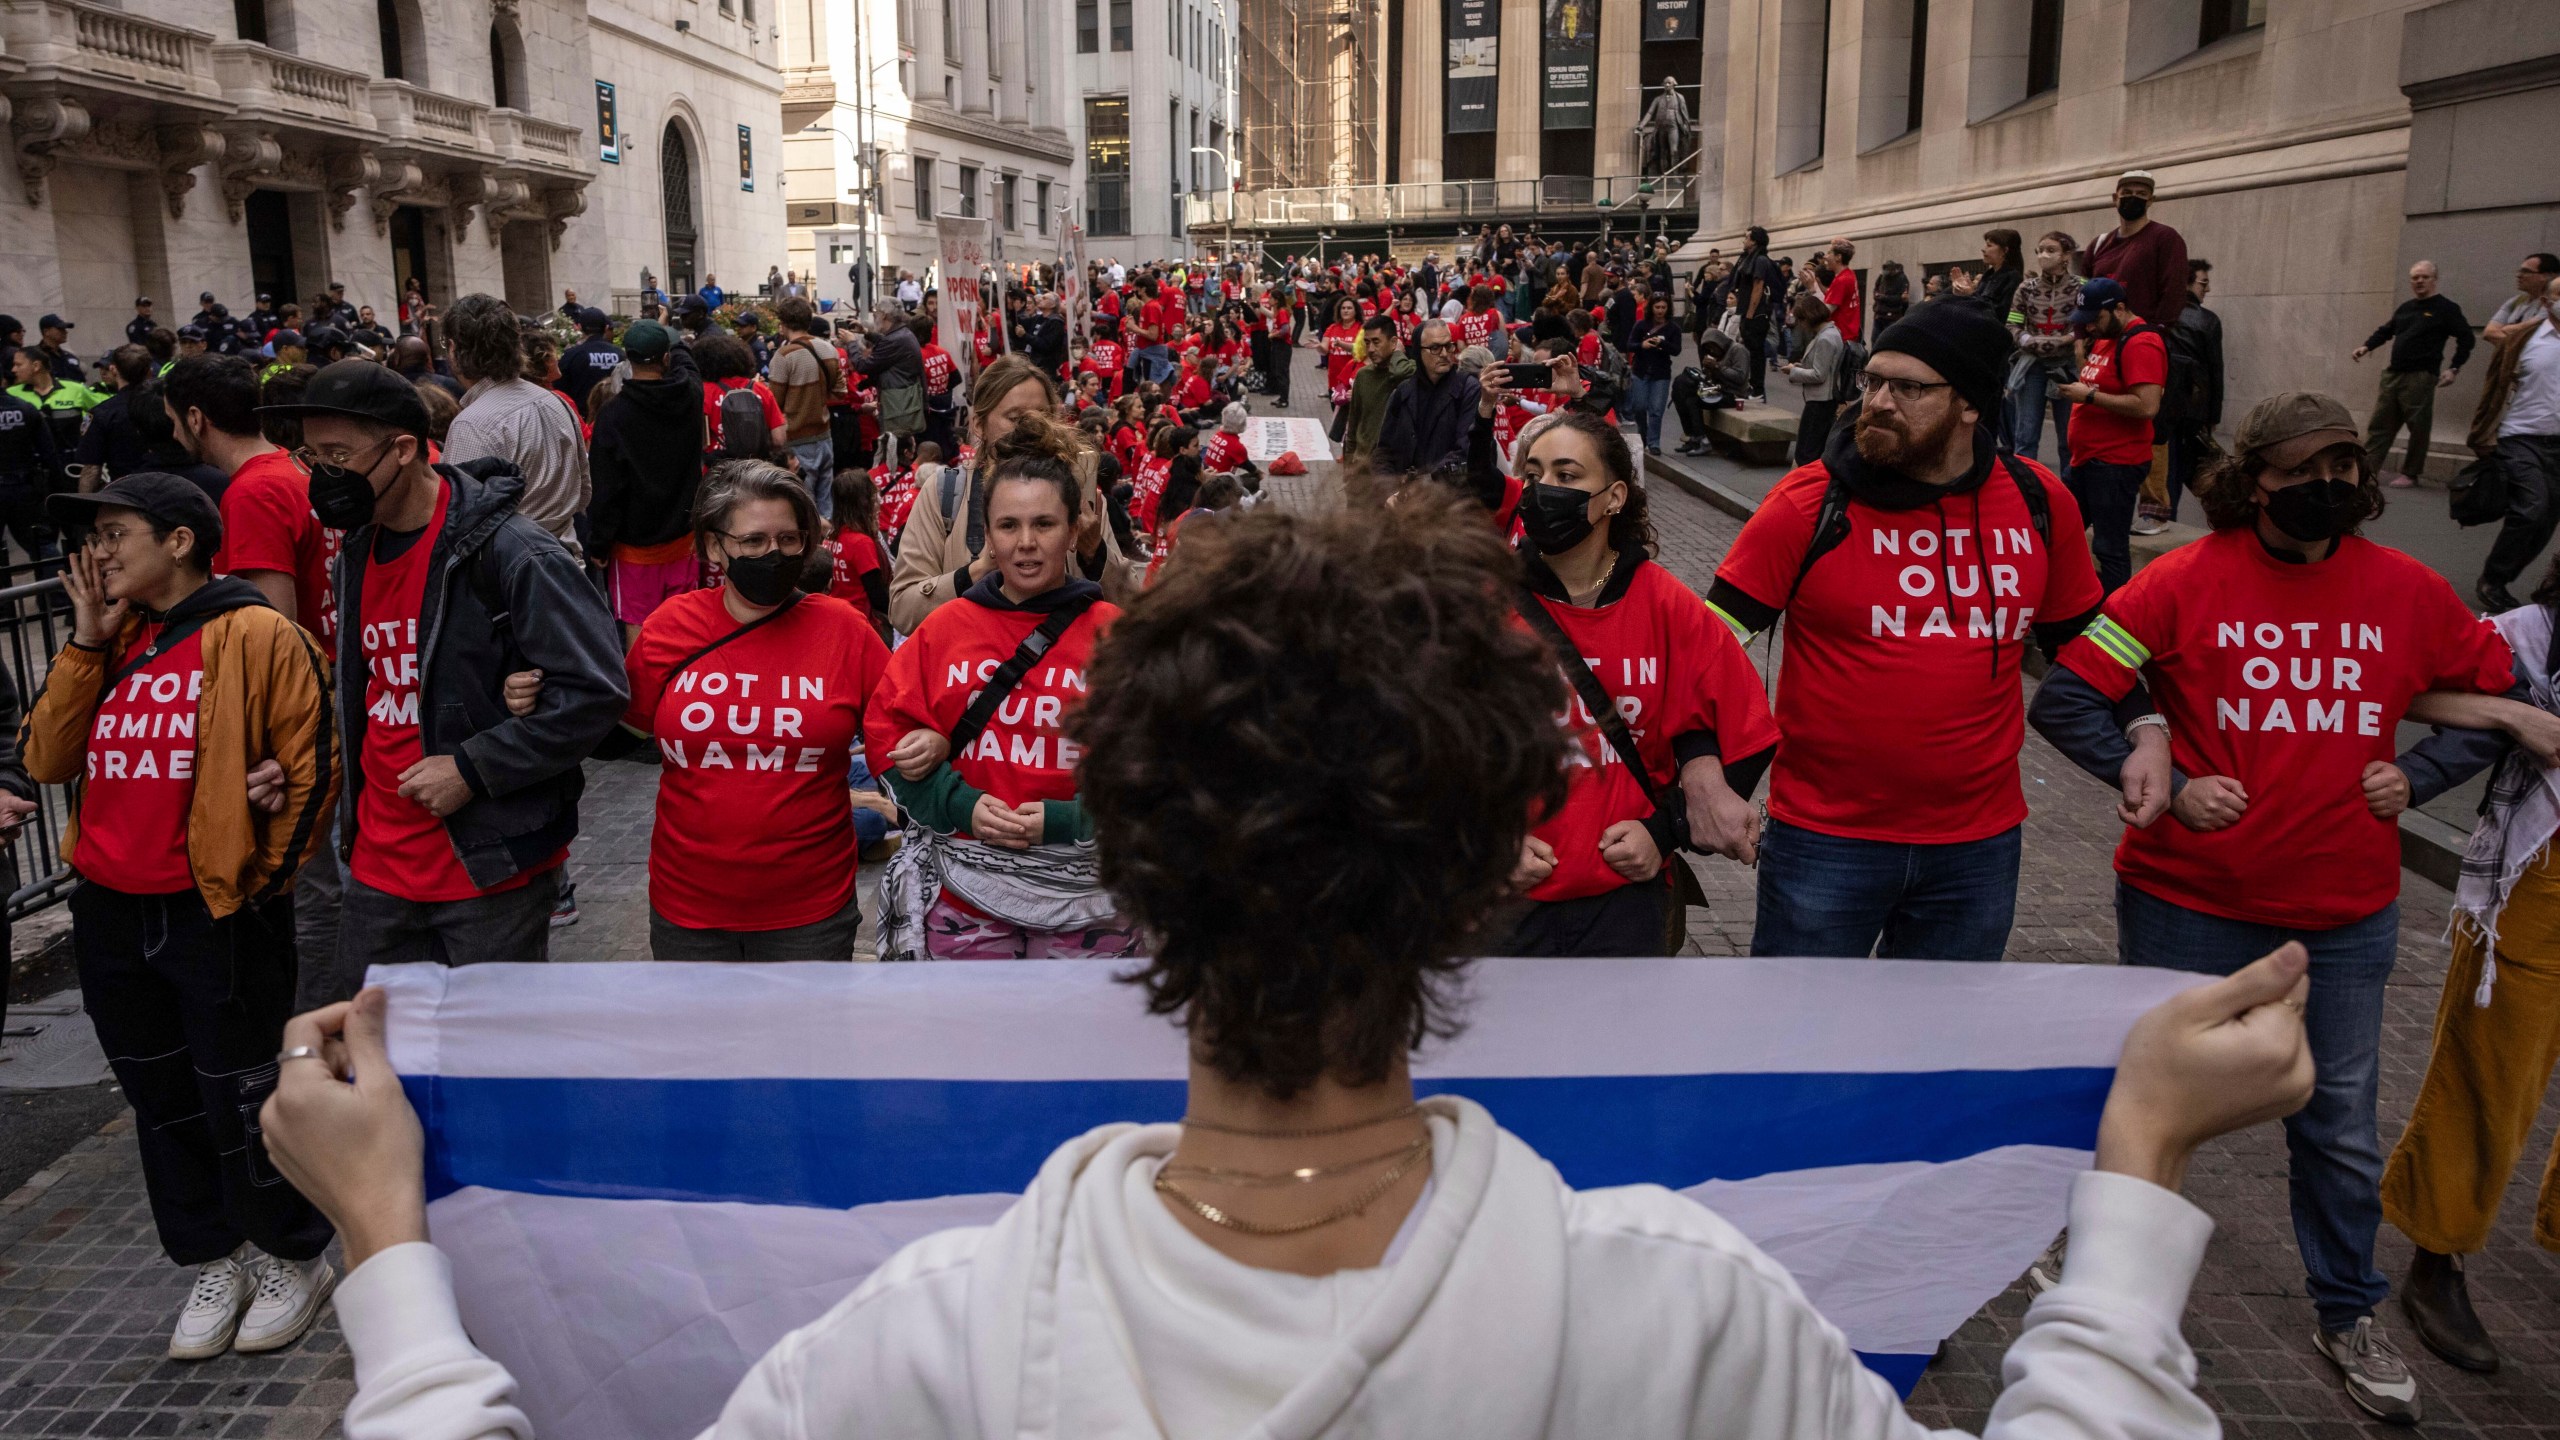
top-left (2352, 260), bottom-right (2474, 486)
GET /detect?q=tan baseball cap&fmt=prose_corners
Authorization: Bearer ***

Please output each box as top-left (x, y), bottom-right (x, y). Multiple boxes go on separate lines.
top-left (2236, 391), bottom-right (2361, 471)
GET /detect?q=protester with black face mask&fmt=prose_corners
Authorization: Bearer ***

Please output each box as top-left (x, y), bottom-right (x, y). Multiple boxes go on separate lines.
top-left (607, 460), bottom-right (890, 961)
top-left (2028, 390), bottom-right (2520, 1426)
top-left (2081, 169), bottom-right (2189, 327)
top-left (258, 361), bottom-right (626, 996)
top-left (1492, 409), bottom-right (1776, 956)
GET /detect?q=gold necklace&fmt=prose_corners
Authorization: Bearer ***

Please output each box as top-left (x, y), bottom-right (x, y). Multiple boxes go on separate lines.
top-left (1158, 1135), bottom-right (1431, 1188)
top-left (1176, 1103), bottom-right (1421, 1139)
top-left (1155, 1137), bottom-right (1434, 1237)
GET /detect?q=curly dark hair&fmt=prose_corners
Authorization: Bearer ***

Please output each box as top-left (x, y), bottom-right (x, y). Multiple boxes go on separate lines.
top-left (1529, 409), bottom-right (1657, 557)
top-left (443, 293), bottom-right (524, 383)
top-left (1074, 490), bottom-right (1571, 1100)
top-left (692, 330), bottom-right (759, 383)
top-left (2190, 441), bottom-right (2385, 534)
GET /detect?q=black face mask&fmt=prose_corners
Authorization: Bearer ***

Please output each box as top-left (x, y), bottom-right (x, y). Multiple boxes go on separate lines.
top-left (2261, 478), bottom-right (2363, 543)
top-left (724, 549), bottom-right (806, 607)
top-left (307, 443), bottom-right (397, 531)
top-left (1523, 482), bottom-right (1602, 556)
top-left (2117, 195), bottom-right (2150, 222)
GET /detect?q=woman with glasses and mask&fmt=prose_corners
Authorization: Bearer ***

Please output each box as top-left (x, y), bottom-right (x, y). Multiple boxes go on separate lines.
top-left (867, 413), bottom-right (1138, 961)
top-left (23, 474), bottom-right (340, 1362)
top-left (614, 461), bottom-right (891, 961)
top-left (2030, 391), bottom-right (2525, 1425)
top-left (1468, 393), bottom-right (1776, 955)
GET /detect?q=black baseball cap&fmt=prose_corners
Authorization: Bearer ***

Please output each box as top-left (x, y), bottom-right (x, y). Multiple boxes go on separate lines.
top-left (176, 324), bottom-right (208, 342)
top-left (257, 357), bottom-right (431, 437)
top-left (304, 325), bottom-right (349, 353)
top-left (38, 314), bottom-right (72, 332)
top-left (578, 306), bottom-right (610, 334)
top-left (198, 290), bottom-right (217, 304)
top-left (135, 296), bottom-right (153, 307)
top-left (49, 472), bottom-right (224, 559)
top-left (267, 328), bottom-right (305, 350)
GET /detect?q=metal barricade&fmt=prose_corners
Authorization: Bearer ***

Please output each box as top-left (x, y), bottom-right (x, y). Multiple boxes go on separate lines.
top-left (0, 568), bottom-right (76, 922)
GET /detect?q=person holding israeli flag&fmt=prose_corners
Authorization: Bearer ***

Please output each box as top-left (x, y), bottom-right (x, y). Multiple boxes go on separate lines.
top-left (268, 491), bottom-right (2316, 1440)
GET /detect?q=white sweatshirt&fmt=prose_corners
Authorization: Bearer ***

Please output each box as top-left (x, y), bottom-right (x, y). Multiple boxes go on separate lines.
top-left (339, 1095), bottom-right (2218, 1440)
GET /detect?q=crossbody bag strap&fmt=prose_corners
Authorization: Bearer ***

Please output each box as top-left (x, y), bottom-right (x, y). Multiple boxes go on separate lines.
top-left (947, 594), bottom-right (1098, 758)
top-left (100, 611), bottom-right (223, 693)
top-left (1514, 590), bottom-right (1669, 811)
top-left (654, 595), bottom-right (802, 709)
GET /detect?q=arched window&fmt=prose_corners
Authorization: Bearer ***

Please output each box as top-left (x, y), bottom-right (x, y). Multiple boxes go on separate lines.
top-left (377, 0), bottom-right (427, 79)
top-left (661, 120), bottom-right (700, 296)
top-left (489, 19), bottom-right (527, 109)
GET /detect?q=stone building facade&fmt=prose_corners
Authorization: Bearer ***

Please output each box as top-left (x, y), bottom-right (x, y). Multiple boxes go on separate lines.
top-left (1687, 0), bottom-right (2529, 463)
top-left (776, 0), bottom-right (1078, 306)
top-left (0, 0), bottom-right (784, 350)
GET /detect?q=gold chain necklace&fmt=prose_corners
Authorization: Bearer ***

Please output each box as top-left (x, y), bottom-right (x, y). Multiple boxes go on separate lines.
top-left (1175, 1103), bottom-right (1421, 1139)
top-left (1155, 1137), bottom-right (1433, 1237)
top-left (1158, 1135), bottom-right (1431, 1188)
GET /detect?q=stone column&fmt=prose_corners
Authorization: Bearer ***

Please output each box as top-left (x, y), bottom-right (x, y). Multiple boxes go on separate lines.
top-left (1595, 0), bottom-right (1640, 176)
top-left (1497, 0), bottom-right (1539, 182)
top-left (1400, 0), bottom-right (1442, 184)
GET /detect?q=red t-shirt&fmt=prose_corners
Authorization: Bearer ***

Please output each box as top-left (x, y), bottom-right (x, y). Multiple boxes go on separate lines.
top-left (1527, 564), bottom-right (1779, 903)
top-left (1577, 332), bottom-right (1603, 367)
top-left (1081, 340), bottom-right (1126, 397)
top-left (1453, 309), bottom-right (1501, 351)
top-left (702, 379), bottom-right (785, 437)
top-left (1395, 309), bottom-right (1423, 345)
top-left (1322, 323), bottom-right (1361, 399)
top-left (1131, 454), bottom-right (1174, 533)
top-left (2067, 330), bottom-right (2166, 467)
top-left (1173, 372), bottom-right (1214, 410)
top-left (862, 593), bottom-right (1120, 813)
top-left (921, 344), bottom-right (957, 398)
top-left (351, 486), bottom-right (544, 901)
top-left (825, 532), bottom-right (883, 615)
top-left (2059, 530), bottom-right (2513, 928)
top-left (1824, 270), bottom-right (1862, 343)
top-left (1141, 298), bottom-right (1180, 345)
top-left (627, 590), bottom-right (891, 931)
top-left (1202, 431), bottom-right (1248, 472)
top-left (219, 449), bottom-right (341, 658)
top-left (1713, 459), bottom-right (2104, 842)
top-left (73, 626), bottom-right (204, 893)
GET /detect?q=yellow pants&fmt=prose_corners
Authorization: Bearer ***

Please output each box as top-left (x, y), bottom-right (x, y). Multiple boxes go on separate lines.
top-left (2381, 846), bottom-right (2560, 1254)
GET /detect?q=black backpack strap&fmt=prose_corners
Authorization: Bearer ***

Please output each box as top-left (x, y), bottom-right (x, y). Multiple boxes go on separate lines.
top-left (1781, 465), bottom-right (1856, 611)
top-left (947, 594), bottom-right (1098, 758)
top-left (1997, 452), bottom-right (2054, 547)
top-left (101, 611), bottom-right (223, 693)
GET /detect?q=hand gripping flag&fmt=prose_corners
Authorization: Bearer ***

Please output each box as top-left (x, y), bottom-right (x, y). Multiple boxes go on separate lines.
top-left (382, 956), bottom-right (2199, 1439)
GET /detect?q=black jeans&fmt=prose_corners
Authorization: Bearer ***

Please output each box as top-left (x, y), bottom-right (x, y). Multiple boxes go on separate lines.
top-left (2072, 458), bottom-right (2148, 595)
top-left (73, 883), bottom-right (333, 1266)
top-left (335, 867), bottom-right (560, 976)
top-left (1502, 879), bottom-right (1675, 956)
top-left (2482, 433), bottom-right (2560, 591)
top-left (1740, 316), bottom-right (1772, 396)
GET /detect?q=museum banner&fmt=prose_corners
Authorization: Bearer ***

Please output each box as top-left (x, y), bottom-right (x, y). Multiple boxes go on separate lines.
top-left (1445, 0), bottom-right (1499, 135)
top-left (1543, 0), bottom-right (1600, 129)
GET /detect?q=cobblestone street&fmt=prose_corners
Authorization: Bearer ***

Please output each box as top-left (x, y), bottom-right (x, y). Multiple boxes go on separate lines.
top-left (2, 346), bottom-right (2558, 1435)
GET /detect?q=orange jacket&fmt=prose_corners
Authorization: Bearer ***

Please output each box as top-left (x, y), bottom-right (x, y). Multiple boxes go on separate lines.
top-left (21, 580), bottom-right (337, 917)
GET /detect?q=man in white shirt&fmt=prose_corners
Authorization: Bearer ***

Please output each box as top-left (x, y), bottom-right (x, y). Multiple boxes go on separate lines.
top-left (2479, 273), bottom-right (2560, 611)
top-left (2483, 253), bottom-right (2559, 347)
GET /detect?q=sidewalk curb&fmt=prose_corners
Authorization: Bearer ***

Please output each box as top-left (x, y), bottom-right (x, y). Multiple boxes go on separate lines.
top-left (1645, 448), bottom-right (2470, 892)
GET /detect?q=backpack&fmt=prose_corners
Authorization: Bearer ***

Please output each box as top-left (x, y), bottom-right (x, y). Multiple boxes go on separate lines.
top-left (1783, 453), bottom-right (2055, 608)
top-left (1834, 337), bottom-right (1869, 397)
top-left (1578, 340), bottom-right (1630, 416)
top-left (716, 384), bottom-right (768, 459)
top-left (879, 379), bottom-right (925, 437)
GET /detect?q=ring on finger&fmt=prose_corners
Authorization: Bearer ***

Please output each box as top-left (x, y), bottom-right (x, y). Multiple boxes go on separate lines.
top-left (277, 1046), bottom-right (328, 1064)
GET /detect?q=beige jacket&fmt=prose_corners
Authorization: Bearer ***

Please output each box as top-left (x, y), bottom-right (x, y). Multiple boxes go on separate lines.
top-left (887, 454), bottom-right (1141, 633)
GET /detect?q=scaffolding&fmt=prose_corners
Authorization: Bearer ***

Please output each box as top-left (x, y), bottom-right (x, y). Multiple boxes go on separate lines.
top-left (1239, 0), bottom-right (1386, 193)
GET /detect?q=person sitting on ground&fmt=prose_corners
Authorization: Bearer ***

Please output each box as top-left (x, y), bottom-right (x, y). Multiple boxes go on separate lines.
top-left (273, 486), bottom-right (2319, 1440)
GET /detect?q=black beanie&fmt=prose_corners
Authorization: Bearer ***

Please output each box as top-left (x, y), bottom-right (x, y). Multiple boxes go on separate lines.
top-left (1870, 300), bottom-right (2014, 419)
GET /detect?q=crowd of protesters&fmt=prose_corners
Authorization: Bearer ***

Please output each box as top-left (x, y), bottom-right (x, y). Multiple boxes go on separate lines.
top-left (0, 191), bottom-right (2556, 1433)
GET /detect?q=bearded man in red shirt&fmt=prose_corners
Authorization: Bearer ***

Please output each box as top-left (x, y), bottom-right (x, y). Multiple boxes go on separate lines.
top-left (1708, 301), bottom-right (2103, 961)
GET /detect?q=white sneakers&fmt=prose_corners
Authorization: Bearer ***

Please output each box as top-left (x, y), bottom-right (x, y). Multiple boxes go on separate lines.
top-left (167, 1246), bottom-right (338, 1361)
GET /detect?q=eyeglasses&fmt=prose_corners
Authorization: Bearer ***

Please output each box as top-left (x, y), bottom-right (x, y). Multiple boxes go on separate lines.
top-left (1856, 374), bottom-right (1954, 404)
top-left (291, 436), bottom-right (397, 471)
top-left (718, 530), bottom-right (807, 558)
top-left (82, 525), bottom-right (149, 553)
top-left (1420, 341), bottom-right (1459, 354)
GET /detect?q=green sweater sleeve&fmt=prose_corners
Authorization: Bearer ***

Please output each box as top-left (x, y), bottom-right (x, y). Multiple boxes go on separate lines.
top-left (885, 764), bottom-right (986, 835)
top-left (1040, 799), bottom-right (1094, 844)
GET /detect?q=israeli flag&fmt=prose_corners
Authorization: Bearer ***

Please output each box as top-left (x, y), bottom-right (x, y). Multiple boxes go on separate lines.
top-left (382, 957), bottom-right (2199, 1440)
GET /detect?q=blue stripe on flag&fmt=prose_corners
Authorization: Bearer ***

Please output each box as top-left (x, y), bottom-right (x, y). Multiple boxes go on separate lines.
top-left (408, 1068), bottom-right (2113, 1208)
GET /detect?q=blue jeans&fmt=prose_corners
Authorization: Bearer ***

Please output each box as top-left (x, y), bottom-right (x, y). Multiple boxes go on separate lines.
top-left (2007, 363), bottom-right (2073, 487)
top-left (789, 437), bottom-right (834, 520)
top-left (848, 751), bottom-right (890, 851)
top-left (1626, 375), bottom-right (1670, 451)
top-left (1750, 818), bottom-right (2022, 960)
top-left (1134, 344), bottom-right (1174, 385)
top-left (2116, 883), bottom-right (2396, 1331)
top-left (2071, 458), bottom-right (2146, 596)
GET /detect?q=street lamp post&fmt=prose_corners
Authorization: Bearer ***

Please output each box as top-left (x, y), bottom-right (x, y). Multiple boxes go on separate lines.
top-left (803, 124), bottom-right (891, 313)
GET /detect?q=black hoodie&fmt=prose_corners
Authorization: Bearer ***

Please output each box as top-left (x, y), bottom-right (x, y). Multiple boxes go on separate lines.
top-left (589, 347), bottom-right (708, 554)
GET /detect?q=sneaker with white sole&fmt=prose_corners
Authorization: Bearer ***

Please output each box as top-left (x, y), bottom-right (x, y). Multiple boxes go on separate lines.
top-left (2025, 1231), bottom-right (2067, 1294)
top-left (168, 1247), bottom-right (254, 1361)
top-left (233, 1252), bottom-right (337, 1354)
top-left (2313, 1316), bottom-right (2422, 1425)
